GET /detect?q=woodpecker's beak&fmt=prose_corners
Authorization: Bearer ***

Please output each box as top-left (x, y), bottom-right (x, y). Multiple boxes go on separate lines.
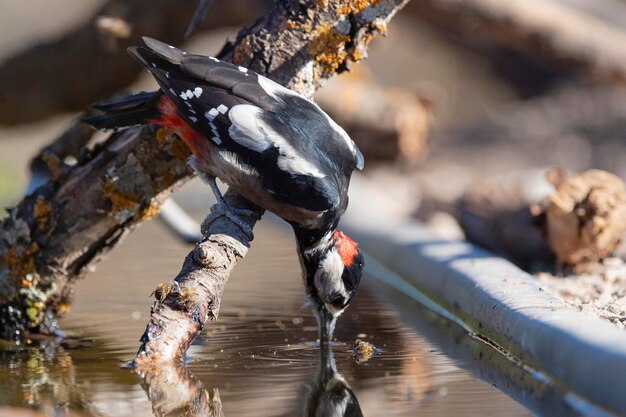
top-left (317, 305), bottom-right (337, 345)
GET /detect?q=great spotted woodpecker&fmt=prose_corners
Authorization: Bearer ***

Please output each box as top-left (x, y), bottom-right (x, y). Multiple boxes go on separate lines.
top-left (86, 38), bottom-right (365, 341)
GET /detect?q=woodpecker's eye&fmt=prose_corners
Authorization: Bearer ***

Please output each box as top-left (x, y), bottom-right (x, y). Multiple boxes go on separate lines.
top-left (327, 291), bottom-right (349, 310)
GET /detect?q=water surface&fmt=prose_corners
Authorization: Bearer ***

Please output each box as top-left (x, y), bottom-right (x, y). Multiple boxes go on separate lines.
top-left (0, 217), bottom-right (532, 416)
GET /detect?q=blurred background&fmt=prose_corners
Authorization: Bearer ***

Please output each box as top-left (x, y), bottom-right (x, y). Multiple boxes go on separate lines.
top-left (1, 0), bottom-right (626, 416)
top-left (3, 0), bottom-right (626, 241)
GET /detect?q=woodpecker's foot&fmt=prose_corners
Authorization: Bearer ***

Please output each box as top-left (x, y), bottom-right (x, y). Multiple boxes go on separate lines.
top-left (201, 202), bottom-right (258, 240)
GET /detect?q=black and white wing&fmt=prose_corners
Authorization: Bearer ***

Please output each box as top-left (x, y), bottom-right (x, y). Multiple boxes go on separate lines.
top-left (131, 38), bottom-right (363, 213)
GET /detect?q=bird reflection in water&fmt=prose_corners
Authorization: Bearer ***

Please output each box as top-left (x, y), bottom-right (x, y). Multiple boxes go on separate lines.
top-left (137, 340), bottom-right (362, 417)
top-left (304, 339), bottom-right (364, 417)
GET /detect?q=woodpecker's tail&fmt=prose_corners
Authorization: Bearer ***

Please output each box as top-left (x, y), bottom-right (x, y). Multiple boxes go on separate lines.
top-left (84, 38), bottom-right (184, 131)
top-left (84, 90), bottom-right (162, 130)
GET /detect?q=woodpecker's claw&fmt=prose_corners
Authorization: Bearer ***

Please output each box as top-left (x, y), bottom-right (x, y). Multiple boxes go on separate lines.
top-left (201, 202), bottom-right (257, 240)
top-left (199, 175), bottom-right (259, 239)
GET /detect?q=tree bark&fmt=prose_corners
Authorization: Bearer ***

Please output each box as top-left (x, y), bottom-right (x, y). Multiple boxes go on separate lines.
top-left (0, 0), bottom-right (410, 362)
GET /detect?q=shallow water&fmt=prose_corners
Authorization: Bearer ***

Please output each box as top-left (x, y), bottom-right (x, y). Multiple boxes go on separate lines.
top-left (0, 217), bottom-right (534, 417)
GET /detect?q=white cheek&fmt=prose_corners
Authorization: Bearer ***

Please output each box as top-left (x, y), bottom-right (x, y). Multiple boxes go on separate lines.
top-left (314, 249), bottom-right (346, 301)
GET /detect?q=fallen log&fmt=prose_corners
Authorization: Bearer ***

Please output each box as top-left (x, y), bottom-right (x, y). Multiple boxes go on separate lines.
top-left (455, 169), bottom-right (626, 270)
top-left (456, 181), bottom-right (552, 270)
top-left (409, 0), bottom-right (626, 88)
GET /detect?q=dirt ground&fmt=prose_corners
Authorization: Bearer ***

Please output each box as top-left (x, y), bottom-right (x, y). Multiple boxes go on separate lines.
top-left (537, 259), bottom-right (626, 330)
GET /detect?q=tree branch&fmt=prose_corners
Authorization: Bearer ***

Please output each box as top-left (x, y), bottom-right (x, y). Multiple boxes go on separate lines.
top-left (409, 0), bottom-right (626, 87)
top-left (0, 0), bottom-right (272, 125)
top-left (0, 0), bottom-right (410, 364)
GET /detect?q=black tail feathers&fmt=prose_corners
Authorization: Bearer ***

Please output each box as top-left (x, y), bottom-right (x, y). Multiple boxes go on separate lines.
top-left (83, 91), bottom-right (161, 130)
top-left (84, 38), bottom-right (186, 131)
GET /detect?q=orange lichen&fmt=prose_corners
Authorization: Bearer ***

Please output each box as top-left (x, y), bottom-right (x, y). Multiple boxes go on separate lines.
top-left (168, 137), bottom-right (192, 160)
top-left (336, 0), bottom-right (378, 15)
top-left (155, 127), bottom-right (173, 144)
top-left (372, 18), bottom-right (388, 35)
top-left (316, 0), bottom-right (329, 8)
top-left (101, 181), bottom-right (139, 213)
top-left (232, 36), bottom-right (252, 66)
top-left (309, 22), bottom-right (351, 74)
top-left (136, 200), bottom-right (161, 221)
top-left (41, 152), bottom-right (62, 181)
top-left (0, 243), bottom-right (39, 287)
top-left (350, 48), bottom-right (365, 62)
top-left (154, 125), bottom-right (193, 160)
top-left (56, 302), bottom-right (71, 315)
top-left (33, 196), bottom-right (52, 231)
top-left (282, 19), bottom-right (298, 30)
top-left (152, 170), bottom-right (174, 191)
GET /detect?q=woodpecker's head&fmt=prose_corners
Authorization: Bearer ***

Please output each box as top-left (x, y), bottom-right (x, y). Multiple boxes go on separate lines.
top-left (298, 230), bottom-right (364, 318)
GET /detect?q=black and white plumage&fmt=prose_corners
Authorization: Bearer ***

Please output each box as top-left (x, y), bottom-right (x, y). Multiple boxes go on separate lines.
top-left (87, 38), bottom-right (365, 339)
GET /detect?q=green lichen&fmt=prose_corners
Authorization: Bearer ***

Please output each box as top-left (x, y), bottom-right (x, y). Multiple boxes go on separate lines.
top-left (19, 282), bottom-right (56, 327)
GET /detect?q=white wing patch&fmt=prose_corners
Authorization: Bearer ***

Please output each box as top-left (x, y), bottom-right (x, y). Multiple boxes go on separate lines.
top-left (257, 75), bottom-right (298, 99)
top-left (257, 74), bottom-right (362, 169)
top-left (228, 104), bottom-right (326, 178)
top-left (227, 105), bottom-right (271, 153)
top-left (204, 108), bottom-right (219, 121)
top-left (209, 121), bottom-right (221, 144)
top-left (179, 89), bottom-right (197, 100)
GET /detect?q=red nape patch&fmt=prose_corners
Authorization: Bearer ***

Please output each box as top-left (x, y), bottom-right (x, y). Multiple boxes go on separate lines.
top-left (333, 230), bottom-right (359, 267)
top-left (150, 96), bottom-right (203, 154)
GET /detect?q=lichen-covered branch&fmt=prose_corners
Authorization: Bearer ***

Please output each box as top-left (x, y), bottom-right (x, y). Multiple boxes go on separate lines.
top-left (0, 0), bottom-right (410, 350)
top-left (0, 126), bottom-right (191, 337)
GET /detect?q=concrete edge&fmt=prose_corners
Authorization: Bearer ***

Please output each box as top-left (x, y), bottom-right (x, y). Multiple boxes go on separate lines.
top-left (344, 215), bottom-right (626, 416)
